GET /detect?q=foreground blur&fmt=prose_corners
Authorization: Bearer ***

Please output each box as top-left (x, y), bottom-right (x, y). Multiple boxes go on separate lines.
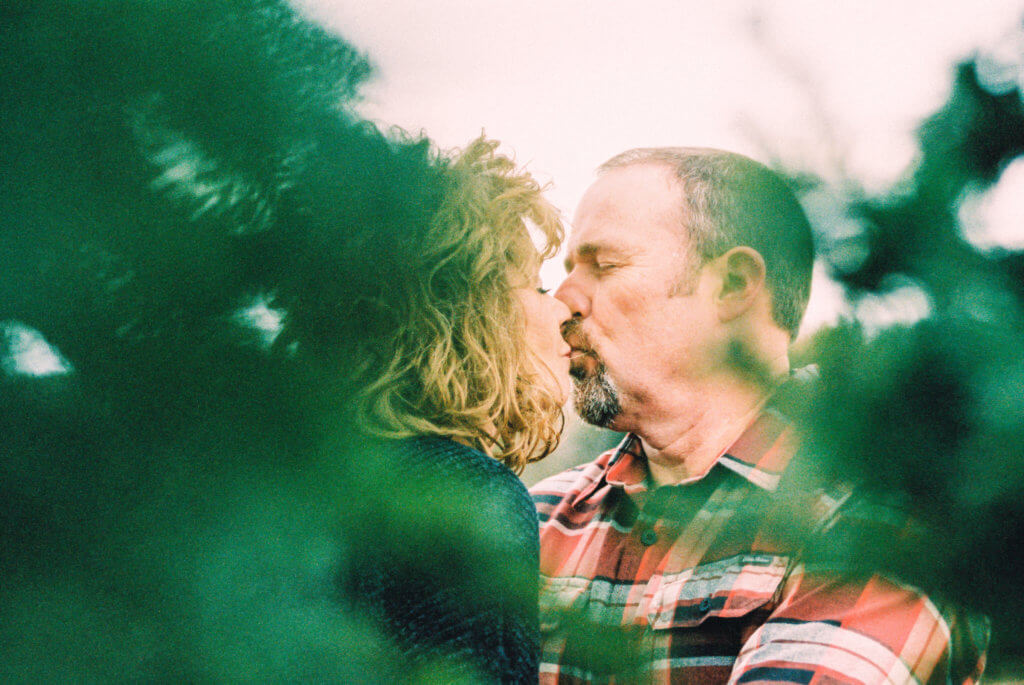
top-left (3, 0), bottom-right (1024, 680)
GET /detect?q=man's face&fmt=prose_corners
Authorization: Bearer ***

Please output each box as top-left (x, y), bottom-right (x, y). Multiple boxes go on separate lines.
top-left (555, 163), bottom-right (722, 431)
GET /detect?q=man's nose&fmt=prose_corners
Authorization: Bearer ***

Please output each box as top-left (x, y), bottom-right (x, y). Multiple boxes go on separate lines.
top-left (552, 295), bottom-right (572, 331)
top-left (554, 273), bottom-right (590, 319)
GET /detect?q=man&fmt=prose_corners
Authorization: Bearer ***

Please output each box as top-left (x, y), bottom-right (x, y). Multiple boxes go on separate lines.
top-left (531, 149), bottom-right (985, 683)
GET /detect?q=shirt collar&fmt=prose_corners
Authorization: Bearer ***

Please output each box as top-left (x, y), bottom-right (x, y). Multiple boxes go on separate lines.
top-left (571, 404), bottom-right (798, 507)
top-left (571, 433), bottom-right (647, 507)
top-left (714, 407), bottom-right (796, 491)
top-left (605, 434), bottom-right (651, 492)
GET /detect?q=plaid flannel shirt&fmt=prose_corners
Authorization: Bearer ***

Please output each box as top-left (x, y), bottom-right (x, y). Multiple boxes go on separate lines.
top-left (531, 408), bottom-right (986, 684)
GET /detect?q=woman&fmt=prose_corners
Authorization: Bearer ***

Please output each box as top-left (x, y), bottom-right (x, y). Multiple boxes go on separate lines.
top-left (339, 136), bottom-right (570, 683)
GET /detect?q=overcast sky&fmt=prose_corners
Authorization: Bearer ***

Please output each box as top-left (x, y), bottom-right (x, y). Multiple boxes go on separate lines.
top-left (301, 0), bottom-right (1024, 335)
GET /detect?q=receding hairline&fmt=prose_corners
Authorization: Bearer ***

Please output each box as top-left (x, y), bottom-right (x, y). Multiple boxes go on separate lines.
top-left (592, 147), bottom-right (744, 240)
top-left (597, 146), bottom-right (758, 175)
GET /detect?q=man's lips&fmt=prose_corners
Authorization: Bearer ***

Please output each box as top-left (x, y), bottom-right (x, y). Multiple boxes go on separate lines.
top-left (569, 350), bottom-right (600, 380)
top-left (568, 347), bottom-right (600, 375)
top-left (561, 323), bottom-right (595, 361)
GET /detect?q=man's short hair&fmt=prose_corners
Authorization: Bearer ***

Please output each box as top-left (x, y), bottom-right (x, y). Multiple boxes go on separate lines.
top-left (599, 148), bottom-right (814, 338)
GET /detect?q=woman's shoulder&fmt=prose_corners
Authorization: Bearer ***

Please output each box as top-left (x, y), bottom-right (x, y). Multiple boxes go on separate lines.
top-left (389, 435), bottom-right (535, 518)
top-left (389, 435), bottom-right (522, 481)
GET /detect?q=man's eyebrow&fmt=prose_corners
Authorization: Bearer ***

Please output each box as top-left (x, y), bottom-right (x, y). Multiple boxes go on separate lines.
top-left (564, 243), bottom-right (596, 271)
top-left (564, 242), bottom-right (629, 271)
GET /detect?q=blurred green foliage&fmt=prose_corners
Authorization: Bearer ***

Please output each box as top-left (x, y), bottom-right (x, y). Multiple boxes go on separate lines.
top-left (0, 1), bottom-right (501, 680)
top-left (5, 0), bottom-right (1024, 680)
top-left (784, 50), bottom-right (1024, 678)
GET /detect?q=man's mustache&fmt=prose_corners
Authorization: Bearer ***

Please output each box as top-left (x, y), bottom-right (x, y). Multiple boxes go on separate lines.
top-left (560, 318), bottom-right (591, 351)
top-left (561, 318), bottom-right (601, 381)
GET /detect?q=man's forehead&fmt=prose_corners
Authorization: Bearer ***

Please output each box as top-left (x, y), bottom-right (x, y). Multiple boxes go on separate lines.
top-left (566, 184), bottom-right (685, 265)
top-left (573, 165), bottom-right (682, 225)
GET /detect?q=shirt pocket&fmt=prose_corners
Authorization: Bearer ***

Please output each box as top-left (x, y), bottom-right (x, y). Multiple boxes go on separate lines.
top-left (646, 553), bottom-right (788, 630)
top-left (539, 574), bottom-right (590, 633)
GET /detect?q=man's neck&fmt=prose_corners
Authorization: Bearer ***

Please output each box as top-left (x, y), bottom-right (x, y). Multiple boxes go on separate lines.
top-left (633, 375), bottom-right (774, 487)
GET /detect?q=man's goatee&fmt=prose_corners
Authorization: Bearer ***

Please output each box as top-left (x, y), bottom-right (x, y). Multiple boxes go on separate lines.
top-left (572, 362), bottom-right (621, 427)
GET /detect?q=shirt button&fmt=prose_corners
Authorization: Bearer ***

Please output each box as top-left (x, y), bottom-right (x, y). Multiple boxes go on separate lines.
top-left (699, 598), bottom-right (711, 612)
top-left (639, 529), bottom-right (658, 546)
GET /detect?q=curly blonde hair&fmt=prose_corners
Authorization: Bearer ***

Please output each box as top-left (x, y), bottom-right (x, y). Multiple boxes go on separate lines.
top-left (357, 136), bottom-right (564, 472)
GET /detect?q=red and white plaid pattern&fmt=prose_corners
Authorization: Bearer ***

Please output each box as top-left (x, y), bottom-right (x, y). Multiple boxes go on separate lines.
top-left (531, 409), bottom-right (986, 684)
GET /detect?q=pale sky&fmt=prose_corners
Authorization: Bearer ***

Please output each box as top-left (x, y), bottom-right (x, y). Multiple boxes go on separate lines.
top-left (5, 2), bottom-right (1024, 375)
top-left (306, 0), bottom-right (1024, 335)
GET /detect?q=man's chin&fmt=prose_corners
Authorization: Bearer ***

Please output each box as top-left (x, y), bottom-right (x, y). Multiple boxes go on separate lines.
top-left (571, 371), bottom-right (622, 429)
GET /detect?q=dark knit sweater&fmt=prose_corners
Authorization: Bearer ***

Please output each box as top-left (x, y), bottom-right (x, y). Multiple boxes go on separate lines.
top-left (341, 435), bottom-right (540, 683)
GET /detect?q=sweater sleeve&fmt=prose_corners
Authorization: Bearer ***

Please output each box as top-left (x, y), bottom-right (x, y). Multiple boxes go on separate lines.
top-left (476, 458), bottom-right (541, 684)
top-left (425, 437), bottom-right (541, 684)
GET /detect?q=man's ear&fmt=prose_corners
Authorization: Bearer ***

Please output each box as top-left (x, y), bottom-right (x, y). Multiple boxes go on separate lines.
top-left (715, 246), bottom-right (766, 323)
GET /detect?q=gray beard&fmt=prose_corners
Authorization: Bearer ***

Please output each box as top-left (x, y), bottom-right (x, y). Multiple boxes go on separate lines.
top-left (571, 362), bottom-right (622, 427)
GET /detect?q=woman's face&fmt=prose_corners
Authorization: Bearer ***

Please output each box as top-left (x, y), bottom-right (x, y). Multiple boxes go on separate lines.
top-left (515, 283), bottom-right (572, 406)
